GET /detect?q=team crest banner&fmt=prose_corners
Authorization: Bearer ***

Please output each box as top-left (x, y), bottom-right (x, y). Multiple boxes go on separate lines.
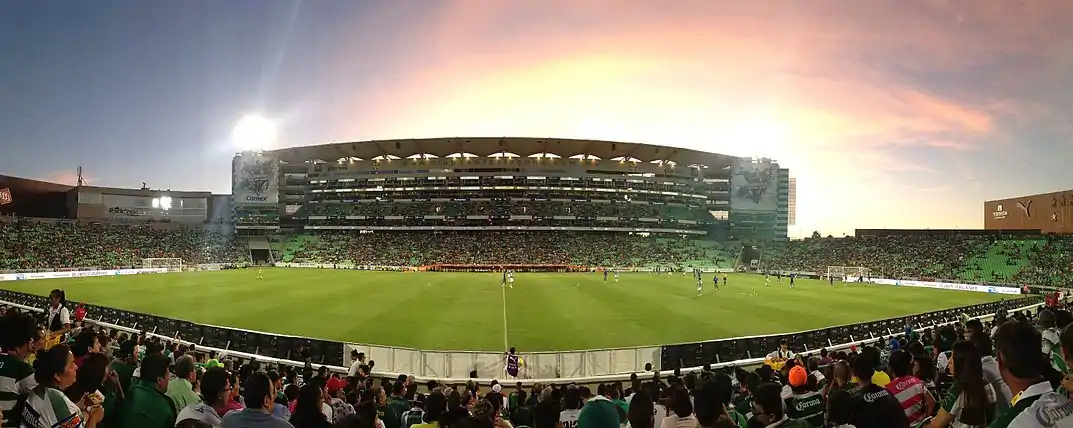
top-left (730, 158), bottom-right (778, 212)
top-left (232, 153), bottom-right (279, 205)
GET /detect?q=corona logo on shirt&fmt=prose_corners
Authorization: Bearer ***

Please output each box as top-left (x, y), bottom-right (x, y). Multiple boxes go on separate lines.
top-left (992, 204), bottom-right (1008, 220)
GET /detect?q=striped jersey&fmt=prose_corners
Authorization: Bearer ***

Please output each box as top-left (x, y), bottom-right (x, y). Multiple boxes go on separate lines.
top-left (0, 354), bottom-right (37, 426)
top-left (20, 387), bottom-right (84, 428)
top-left (885, 376), bottom-right (927, 425)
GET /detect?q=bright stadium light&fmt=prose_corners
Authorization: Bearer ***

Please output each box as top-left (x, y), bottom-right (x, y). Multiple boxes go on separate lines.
top-left (231, 114), bottom-right (277, 151)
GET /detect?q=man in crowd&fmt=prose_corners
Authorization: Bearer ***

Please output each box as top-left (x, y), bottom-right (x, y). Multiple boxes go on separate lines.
top-left (167, 354), bottom-right (202, 413)
top-left (110, 339), bottom-right (137, 392)
top-left (991, 319), bottom-right (1073, 426)
top-left (119, 352), bottom-right (178, 428)
top-left (176, 367), bottom-right (230, 426)
top-left (0, 311), bottom-right (39, 427)
top-left (221, 373), bottom-right (295, 428)
top-left (849, 354), bottom-right (907, 428)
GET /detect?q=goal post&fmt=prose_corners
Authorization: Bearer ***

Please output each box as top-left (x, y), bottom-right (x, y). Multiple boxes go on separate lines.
top-left (142, 258), bottom-right (184, 272)
top-left (827, 266), bottom-right (871, 282)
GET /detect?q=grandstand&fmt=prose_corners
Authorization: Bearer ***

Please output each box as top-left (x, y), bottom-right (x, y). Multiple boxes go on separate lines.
top-left (3, 140), bottom-right (1073, 428)
top-left (232, 137), bottom-right (792, 266)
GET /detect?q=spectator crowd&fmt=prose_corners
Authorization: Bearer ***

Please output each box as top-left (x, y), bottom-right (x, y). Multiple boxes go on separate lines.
top-left (282, 232), bottom-right (733, 270)
top-left (763, 235), bottom-right (1073, 288)
top-left (0, 218), bottom-right (248, 271)
top-left (4, 295), bottom-right (1073, 428)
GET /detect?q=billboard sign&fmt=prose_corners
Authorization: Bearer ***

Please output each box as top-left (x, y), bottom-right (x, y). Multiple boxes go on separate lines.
top-left (233, 153), bottom-right (279, 205)
top-left (984, 189), bottom-right (1073, 234)
top-left (730, 157), bottom-right (779, 212)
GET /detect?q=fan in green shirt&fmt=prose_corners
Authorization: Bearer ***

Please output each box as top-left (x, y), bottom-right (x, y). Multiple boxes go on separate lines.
top-left (383, 382), bottom-right (411, 428)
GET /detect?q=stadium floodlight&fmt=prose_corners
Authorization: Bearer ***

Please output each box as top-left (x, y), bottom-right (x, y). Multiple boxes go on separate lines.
top-left (232, 114), bottom-right (277, 151)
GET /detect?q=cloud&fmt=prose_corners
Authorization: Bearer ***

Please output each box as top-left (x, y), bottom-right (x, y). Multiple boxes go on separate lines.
top-left (316, 0), bottom-right (1073, 236)
top-left (35, 170), bottom-right (86, 186)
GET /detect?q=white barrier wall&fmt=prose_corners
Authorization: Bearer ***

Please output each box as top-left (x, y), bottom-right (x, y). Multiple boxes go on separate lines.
top-left (342, 344), bottom-right (661, 379)
top-left (0, 268), bottom-right (168, 282)
top-left (846, 277), bottom-right (1022, 295)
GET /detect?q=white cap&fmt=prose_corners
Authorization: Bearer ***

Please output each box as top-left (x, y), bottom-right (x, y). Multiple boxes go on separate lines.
top-left (492, 384), bottom-right (502, 393)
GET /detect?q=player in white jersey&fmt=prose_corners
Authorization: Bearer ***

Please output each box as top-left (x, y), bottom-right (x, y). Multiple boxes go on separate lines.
top-left (257, 266), bottom-right (263, 280)
top-left (765, 273), bottom-right (770, 287)
top-left (508, 270), bottom-right (515, 288)
top-left (613, 270), bottom-right (619, 283)
top-left (696, 276), bottom-right (703, 296)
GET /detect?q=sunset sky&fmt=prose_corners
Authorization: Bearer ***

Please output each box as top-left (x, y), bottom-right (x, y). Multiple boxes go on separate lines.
top-left (2, 0), bottom-right (1071, 237)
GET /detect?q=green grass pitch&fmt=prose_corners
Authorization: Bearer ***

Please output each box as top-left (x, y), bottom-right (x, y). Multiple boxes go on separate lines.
top-left (1, 270), bottom-right (1008, 352)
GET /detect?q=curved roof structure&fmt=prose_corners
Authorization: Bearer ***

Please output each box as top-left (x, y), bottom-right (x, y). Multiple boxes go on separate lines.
top-left (268, 137), bottom-right (737, 167)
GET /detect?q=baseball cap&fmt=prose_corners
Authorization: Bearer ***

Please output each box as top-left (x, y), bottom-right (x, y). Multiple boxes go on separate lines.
top-left (492, 384), bottom-right (502, 393)
top-left (788, 366), bottom-right (808, 388)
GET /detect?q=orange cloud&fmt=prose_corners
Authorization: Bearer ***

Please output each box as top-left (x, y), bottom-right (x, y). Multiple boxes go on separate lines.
top-left (318, 0), bottom-right (1072, 236)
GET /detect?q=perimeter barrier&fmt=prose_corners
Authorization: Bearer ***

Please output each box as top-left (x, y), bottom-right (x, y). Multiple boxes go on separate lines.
top-left (0, 287), bottom-right (1041, 385)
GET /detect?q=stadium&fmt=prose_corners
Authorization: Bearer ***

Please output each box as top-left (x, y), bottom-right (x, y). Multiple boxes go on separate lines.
top-left (1, 138), bottom-right (1056, 379)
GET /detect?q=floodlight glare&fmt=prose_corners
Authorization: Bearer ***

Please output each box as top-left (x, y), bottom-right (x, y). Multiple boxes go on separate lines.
top-left (232, 114), bottom-right (277, 151)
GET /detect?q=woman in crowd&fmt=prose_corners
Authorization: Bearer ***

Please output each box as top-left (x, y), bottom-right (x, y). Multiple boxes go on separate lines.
top-left (289, 383), bottom-right (332, 428)
top-left (821, 360), bottom-right (852, 400)
top-left (927, 341), bottom-right (995, 428)
top-left (45, 289), bottom-right (71, 338)
top-left (23, 344), bottom-right (104, 428)
top-left (63, 353), bottom-right (120, 428)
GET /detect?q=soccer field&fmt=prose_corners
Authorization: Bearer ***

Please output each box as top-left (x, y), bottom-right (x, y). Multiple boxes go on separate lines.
top-left (0, 270), bottom-right (1008, 351)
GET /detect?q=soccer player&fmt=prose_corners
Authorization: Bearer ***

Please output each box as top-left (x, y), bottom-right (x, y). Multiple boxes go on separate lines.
top-left (776, 272), bottom-right (782, 283)
top-left (696, 277), bottom-right (703, 296)
top-left (722, 273), bottom-right (728, 286)
top-left (508, 270), bottom-right (515, 289)
top-left (764, 273), bottom-right (770, 287)
top-left (257, 266), bottom-right (263, 280)
top-left (502, 269), bottom-right (508, 287)
top-left (712, 274), bottom-right (719, 291)
top-left (789, 273), bottom-right (796, 289)
top-left (603, 269), bottom-right (608, 282)
top-left (613, 269), bottom-right (619, 283)
top-left (504, 347), bottom-right (522, 379)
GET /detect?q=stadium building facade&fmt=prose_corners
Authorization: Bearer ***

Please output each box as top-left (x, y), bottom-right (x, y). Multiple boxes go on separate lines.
top-left (984, 189), bottom-right (1073, 234)
top-left (232, 138), bottom-right (792, 242)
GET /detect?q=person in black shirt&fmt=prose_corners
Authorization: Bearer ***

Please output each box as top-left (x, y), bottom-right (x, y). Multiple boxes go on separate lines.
top-left (849, 356), bottom-right (909, 428)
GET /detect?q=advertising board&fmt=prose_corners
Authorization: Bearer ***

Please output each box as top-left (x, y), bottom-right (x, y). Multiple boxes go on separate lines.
top-left (0, 268), bottom-right (168, 282)
top-left (984, 189), bottom-right (1073, 234)
top-left (233, 152), bottom-right (280, 205)
top-left (846, 277), bottom-right (1021, 295)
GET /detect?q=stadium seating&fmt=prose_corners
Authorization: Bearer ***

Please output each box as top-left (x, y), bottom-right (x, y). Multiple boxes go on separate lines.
top-left (297, 200), bottom-right (714, 222)
top-left (0, 217), bottom-right (248, 270)
top-left (761, 235), bottom-right (1073, 287)
top-left (280, 231), bottom-right (734, 269)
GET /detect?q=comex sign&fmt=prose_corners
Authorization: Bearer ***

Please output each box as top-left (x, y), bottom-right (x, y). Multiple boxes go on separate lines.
top-left (992, 204), bottom-right (1008, 220)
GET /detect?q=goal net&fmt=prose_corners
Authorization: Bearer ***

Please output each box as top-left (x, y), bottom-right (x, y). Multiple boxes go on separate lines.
top-left (827, 266), bottom-right (871, 282)
top-left (143, 258), bottom-right (184, 272)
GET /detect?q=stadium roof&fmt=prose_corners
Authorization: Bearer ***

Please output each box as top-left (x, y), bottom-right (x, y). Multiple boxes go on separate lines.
top-left (268, 137), bottom-right (739, 167)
